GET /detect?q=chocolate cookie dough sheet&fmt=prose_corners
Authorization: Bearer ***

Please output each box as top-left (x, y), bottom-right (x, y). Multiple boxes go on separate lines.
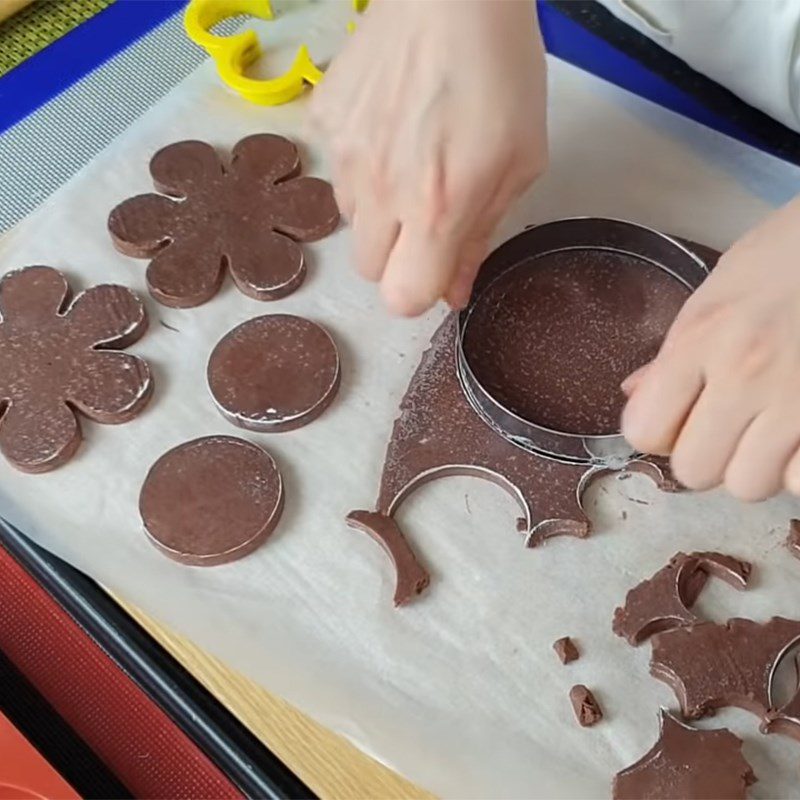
top-left (2, 4), bottom-right (800, 796)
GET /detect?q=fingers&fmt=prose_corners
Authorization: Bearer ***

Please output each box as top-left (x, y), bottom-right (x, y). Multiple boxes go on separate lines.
top-left (625, 344), bottom-right (800, 500)
top-left (379, 149), bottom-right (469, 316)
top-left (307, 73), bottom-right (358, 223)
top-left (349, 152), bottom-right (400, 282)
top-left (444, 167), bottom-right (529, 309)
top-left (379, 214), bottom-right (462, 316)
top-left (313, 65), bottom-right (540, 315)
top-left (725, 408), bottom-right (800, 500)
top-left (353, 206), bottom-right (401, 283)
top-left (329, 146), bottom-right (356, 223)
top-left (784, 446), bottom-right (800, 496)
top-left (621, 363), bottom-right (651, 397)
top-left (445, 237), bottom-right (488, 310)
top-left (444, 205), bottom-right (501, 311)
top-left (377, 165), bottom-right (525, 313)
top-left (379, 150), bottom-right (521, 316)
top-left (333, 184), bottom-right (355, 225)
top-left (669, 386), bottom-right (757, 491)
top-left (621, 351), bottom-right (704, 456)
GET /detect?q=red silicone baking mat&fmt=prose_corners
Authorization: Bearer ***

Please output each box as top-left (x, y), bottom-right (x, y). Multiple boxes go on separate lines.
top-left (0, 707), bottom-right (80, 800)
top-left (0, 519), bottom-right (313, 799)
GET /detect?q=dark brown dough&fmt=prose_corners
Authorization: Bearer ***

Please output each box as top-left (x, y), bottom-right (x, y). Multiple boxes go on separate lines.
top-left (613, 551), bottom-right (751, 645)
top-left (650, 616), bottom-right (800, 720)
top-left (139, 435), bottom-right (283, 566)
top-left (347, 315), bottom-right (677, 605)
top-left (347, 232), bottom-right (720, 605)
top-left (346, 511), bottom-right (430, 606)
top-left (787, 519), bottom-right (800, 560)
top-left (691, 551), bottom-right (752, 588)
top-left (553, 636), bottom-right (580, 664)
top-left (108, 135), bottom-right (339, 307)
top-left (613, 554), bottom-right (701, 645)
top-left (761, 640), bottom-right (800, 740)
top-left (0, 266), bottom-right (151, 473)
top-left (462, 250), bottom-right (690, 435)
top-left (613, 711), bottom-right (756, 800)
top-left (762, 685), bottom-right (800, 741)
top-left (207, 314), bottom-right (340, 433)
top-left (569, 685), bottom-right (603, 727)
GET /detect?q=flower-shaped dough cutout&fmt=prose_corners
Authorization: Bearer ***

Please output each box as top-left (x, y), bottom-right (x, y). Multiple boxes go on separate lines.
top-left (108, 134), bottom-right (340, 308)
top-left (0, 266), bottom-right (152, 473)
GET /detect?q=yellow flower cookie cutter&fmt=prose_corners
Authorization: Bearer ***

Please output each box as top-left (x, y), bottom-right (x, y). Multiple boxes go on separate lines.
top-left (184, 0), bottom-right (320, 105)
top-left (184, 0), bottom-right (370, 106)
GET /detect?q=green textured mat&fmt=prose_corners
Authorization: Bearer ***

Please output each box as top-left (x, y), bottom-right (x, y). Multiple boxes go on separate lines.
top-left (0, 0), bottom-right (114, 77)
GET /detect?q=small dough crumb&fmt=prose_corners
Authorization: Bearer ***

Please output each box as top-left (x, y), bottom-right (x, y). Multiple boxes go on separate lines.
top-left (569, 685), bottom-right (603, 727)
top-left (553, 636), bottom-right (580, 664)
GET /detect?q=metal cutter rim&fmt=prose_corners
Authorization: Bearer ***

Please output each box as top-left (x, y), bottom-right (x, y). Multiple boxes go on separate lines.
top-left (455, 216), bottom-right (710, 466)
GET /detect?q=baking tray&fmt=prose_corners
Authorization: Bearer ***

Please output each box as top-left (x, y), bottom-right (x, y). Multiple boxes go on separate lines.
top-left (0, 518), bottom-right (315, 800)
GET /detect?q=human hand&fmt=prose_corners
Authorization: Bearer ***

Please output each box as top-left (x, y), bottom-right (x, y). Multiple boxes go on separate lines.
top-left (621, 197), bottom-right (800, 501)
top-left (309, 0), bottom-right (548, 315)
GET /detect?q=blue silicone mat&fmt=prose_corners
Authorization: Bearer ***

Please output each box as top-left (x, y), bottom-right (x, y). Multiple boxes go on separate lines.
top-left (0, 0), bottom-right (796, 233)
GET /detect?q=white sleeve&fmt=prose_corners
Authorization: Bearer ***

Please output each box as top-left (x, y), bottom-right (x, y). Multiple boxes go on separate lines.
top-left (594, 0), bottom-right (800, 133)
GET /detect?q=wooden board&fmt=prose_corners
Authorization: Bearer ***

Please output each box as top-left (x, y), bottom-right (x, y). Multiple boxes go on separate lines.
top-left (119, 599), bottom-right (435, 800)
top-left (0, 1), bottom-right (33, 25)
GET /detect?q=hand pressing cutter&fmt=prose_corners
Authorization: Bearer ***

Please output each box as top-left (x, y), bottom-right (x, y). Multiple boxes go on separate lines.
top-left (457, 217), bottom-right (709, 466)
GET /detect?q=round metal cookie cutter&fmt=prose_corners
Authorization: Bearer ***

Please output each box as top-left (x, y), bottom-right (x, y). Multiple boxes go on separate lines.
top-left (456, 217), bottom-right (710, 466)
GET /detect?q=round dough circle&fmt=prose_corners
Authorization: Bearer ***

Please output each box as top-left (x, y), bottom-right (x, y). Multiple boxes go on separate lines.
top-left (463, 250), bottom-right (689, 436)
top-left (207, 314), bottom-right (340, 432)
top-left (139, 435), bottom-right (283, 566)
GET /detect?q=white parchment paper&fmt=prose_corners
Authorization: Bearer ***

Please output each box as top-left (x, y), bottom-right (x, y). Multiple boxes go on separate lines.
top-left (2, 3), bottom-right (800, 796)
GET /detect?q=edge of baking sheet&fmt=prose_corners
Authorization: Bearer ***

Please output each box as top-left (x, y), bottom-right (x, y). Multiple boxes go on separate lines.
top-left (1, 0), bottom-right (797, 235)
top-left (0, 2), bottom-right (240, 233)
top-left (538, 0), bottom-right (800, 163)
top-left (0, 0), bottom-right (184, 135)
top-left (0, 517), bottom-right (316, 800)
